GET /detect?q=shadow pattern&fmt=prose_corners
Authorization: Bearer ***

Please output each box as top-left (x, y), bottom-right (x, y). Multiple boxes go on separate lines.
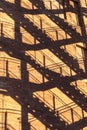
top-left (0, 0), bottom-right (87, 130)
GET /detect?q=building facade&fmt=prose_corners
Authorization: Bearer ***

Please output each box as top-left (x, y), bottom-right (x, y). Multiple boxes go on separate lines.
top-left (0, 0), bottom-right (87, 130)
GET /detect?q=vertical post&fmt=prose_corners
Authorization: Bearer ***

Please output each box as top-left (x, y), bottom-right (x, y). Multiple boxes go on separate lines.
top-left (70, 68), bottom-right (72, 76)
top-left (60, 67), bottom-right (62, 76)
top-left (50, 1), bottom-right (52, 10)
top-left (75, 80), bottom-right (77, 88)
top-left (4, 111), bottom-right (7, 130)
top-left (71, 108), bottom-right (74, 123)
top-left (56, 30), bottom-right (58, 41)
top-left (1, 23), bottom-right (4, 37)
top-left (63, 0), bottom-right (67, 19)
top-left (40, 18), bottom-right (42, 30)
top-left (21, 105), bottom-right (30, 130)
top-left (6, 60), bottom-right (9, 78)
top-left (32, 3), bottom-right (34, 10)
top-left (65, 30), bottom-right (67, 40)
top-left (43, 55), bottom-right (45, 83)
top-left (53, 95), bottom-right (55, 111)
top-left (59, 2), bottom-right (61, 10)
top-left (45, 126), bottom-right (48, 130)
top-left (34, 37), bottom-right (36, 60)
top-left (82, 109), bottom-right (84, 118)
top-left (43, 55), bottom-right (45, 101)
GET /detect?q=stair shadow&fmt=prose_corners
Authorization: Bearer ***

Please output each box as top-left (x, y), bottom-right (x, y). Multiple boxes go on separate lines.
top-left (0, 1), bottom-right (87, 112)
top-left (0, 1), bottom-right (87, 128)
top-left (0, 80), bottom-right (87, 130)
top-left (0, 84), bottom-right (67, 130)
top-left (27, 0), bottom-right (87, 77)
top-left (0, 0), bottom-right (86, 78)
top-left (0, 56), bottom-right (87, 112)
top-left (29, 0), bottom-right (81, 37)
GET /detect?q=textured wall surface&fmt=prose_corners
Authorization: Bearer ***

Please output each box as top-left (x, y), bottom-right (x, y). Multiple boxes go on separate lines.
top-left (0, 0), bottom-right (87, 130)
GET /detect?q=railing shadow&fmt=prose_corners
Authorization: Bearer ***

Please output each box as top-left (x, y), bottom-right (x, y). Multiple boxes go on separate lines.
top-left (0, 0), bottom-right (87, 130)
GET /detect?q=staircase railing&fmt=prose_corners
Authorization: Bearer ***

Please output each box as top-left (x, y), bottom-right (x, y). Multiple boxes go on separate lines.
top-left (7, 124), bottom-right (16, 130)
top-left (27, 50), bottom-right (87, 96)
top-left (0, 57), bottom-right (20, 79)
top-left (0, 56), bottom-right (86, 124)
top-left (30, 125), bottom-right (39, 130)
top-left (29, 73), bottom-right (83, 124)
top-left (0, 23), bottom-right (86, 94)
top-left (0, 122), bottom-right (16, 130)
top-left (0, 108), bottom-right (20, 130)
top-left (0, 18), bottom-right (87, 112)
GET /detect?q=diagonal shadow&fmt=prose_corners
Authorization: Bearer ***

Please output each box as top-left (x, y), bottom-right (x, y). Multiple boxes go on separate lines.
top-left (66, 117), bottom-right (87, 130)
top-left (0, 0), bottom-right (86, 77)
top-left (0, 78), bottom-right (87, 130)
top-left (0, 0), bottom-right (87, 112)
top-left (0, 35), bottom-right (87, 51)
top-left (0, 48), bottom-right (87, 112)
top-left (0, 1), bottom-right (87, 130)
top-left (29, 0), bottom-right (82, 37)
top-left (0, 14), bottom-right (85, 79)
top-left (0, 83), bottom-right (67, 130)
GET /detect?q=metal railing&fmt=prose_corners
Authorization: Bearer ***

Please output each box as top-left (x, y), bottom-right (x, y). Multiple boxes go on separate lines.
top-left (29, 73), bottom-right (83, 124)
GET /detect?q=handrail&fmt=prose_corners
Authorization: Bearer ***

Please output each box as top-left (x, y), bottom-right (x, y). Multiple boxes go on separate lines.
top-left (0, 60), bottom-right (84, 121)
top-left (24, 12), bottom-right (81, 39)
top-left (0, 57), bottom-right (20, 63)
top-left (29, 73), bottom-right (41, 83)
top-left (0, 57), bottom-right (73, 119)
top-left (0, 14), bottom-right (86, 111)
top-left (27, 47), bottom-right (84, 71)
top-left (29, 73), bottom-right (76, 110)
top-left (0, 55), bottom-right (85, 74)
top-left (30, 73), bottom-right (73, 108)
top-left (0, 68), bottom-right (19, 79)
top-left (33, 92), bottom-right (53, 110)
top-left (18, 17), bottom-right (85, 76)
top-left (0, 54), bottom-right (87, 97)
top-left (30, 73), bottom-right (82, 121)
top-left (7, 124), bottom-right (16, 130)
top-left (27, 51), bottom-right (87, 96)
top-left (0, 107), bottom-right (21, 113)
top-left (59, 113), bottom-right (71, 124)
top-left (29, 70), bottom-right (85, 123)
top-left (30, 125), bottom-right (38, 130)
top-left (28, 52), bottom-right (43, 66)
top-left (57, 106), bottom-right (82, 124)
top-left (0, 22), bottom-right (85, 73)
top-left (48, 90), bottom-right (75, 106)
top-left (33, 93), bottom-right (70, 124)
top-left (36, 91), bottom-right (78, 119)
top-left (73, 110), bottom-right (82, 119)
top-left (56, 103), bottom-right (77, 114)
top-left (0, 123), bottom-right (16, 130)
top-left (1, 21), bottom-right (87, 33)
top-left (0, 0), bottom-right (86, 127)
